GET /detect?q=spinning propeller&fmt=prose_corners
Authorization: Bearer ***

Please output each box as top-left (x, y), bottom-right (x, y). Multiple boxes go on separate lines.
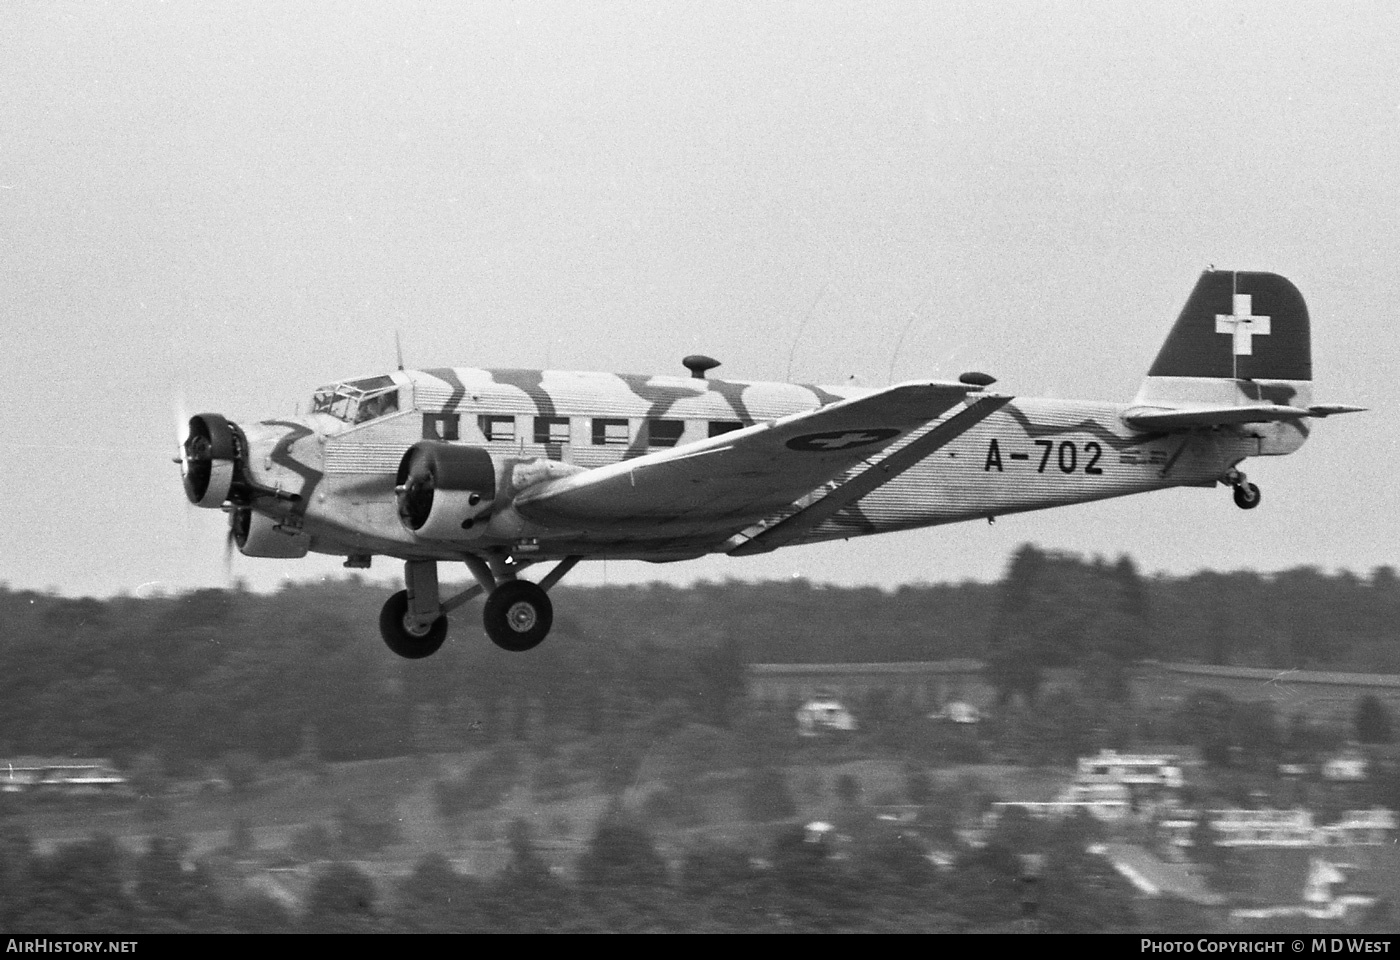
top-left (173, 405), bottom-right (255, 579)
top-left (395, 457), bottom-right (438, 531)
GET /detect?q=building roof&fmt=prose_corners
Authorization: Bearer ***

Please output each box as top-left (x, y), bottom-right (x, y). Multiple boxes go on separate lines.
top-left (747, 659), bottom-right (1400, 687)
top-left (749, 659), bottom-right (985, 676)
top-left (2, 757), bottom-right (118, 770)
top-left (1146, 661), bottom-right (1400, 689)
top-left (1096, 843), bottom-right (1225, 906)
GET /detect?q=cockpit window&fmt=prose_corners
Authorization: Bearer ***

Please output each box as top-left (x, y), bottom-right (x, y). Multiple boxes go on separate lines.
top-left (311, 376), bottom-right (400, 424)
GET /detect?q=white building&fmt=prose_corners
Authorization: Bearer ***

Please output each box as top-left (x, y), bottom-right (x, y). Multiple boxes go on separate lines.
top-left (993, 797), bottom-right (1132, 823)
top-left (1231, 857), bottom-right (1379, 923)
top-left (1321, 746), bottom-right (1368, 782)
top-left (1159, 808), bottom-right (1396, 849)
top-left (1076, 750), bottom-right (1185, 790)
top-left (929, 701), bottom-right (981, 724)
top-left (796, 696), bottom-right (857, 736)
top-left (1, 758), bottom-right (129, 796)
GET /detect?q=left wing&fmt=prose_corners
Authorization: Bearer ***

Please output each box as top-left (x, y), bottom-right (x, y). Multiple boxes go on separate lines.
top-left (512, 381), bottom-right (978, 534)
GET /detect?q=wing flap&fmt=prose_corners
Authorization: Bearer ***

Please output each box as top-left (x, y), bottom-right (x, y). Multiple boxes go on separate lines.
top-left (513, 381), bottom-right (977, 533)
top-left (728, 395), bottom-right (1012, 555)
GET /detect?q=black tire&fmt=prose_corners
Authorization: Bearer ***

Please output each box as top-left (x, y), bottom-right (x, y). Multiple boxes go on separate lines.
top-left (1232, 482), bottom-right (1262, 510)
top-left (378, 590), bottom-right (447, 659)
top-left (483, 580), bottom-right (553, 652)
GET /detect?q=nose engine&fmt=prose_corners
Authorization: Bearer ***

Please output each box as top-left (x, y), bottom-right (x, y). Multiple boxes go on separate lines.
top-left (180, 413), bottom-right (248, 508)
top-left (179, 414), bottom-right (313, 558)
top-left (396, 441), bottom-right (497, 539)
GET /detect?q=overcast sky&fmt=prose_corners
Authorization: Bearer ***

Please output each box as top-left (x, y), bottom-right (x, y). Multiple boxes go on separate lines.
top-left (2, 1), bottom-right (1395, 598)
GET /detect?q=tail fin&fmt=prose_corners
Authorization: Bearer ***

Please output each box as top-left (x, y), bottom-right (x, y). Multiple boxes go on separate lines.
top-left (1136, 269), bottom-right (1311, 408)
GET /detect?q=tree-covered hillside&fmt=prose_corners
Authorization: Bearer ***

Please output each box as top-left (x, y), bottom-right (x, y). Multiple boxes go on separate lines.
top-left (0, 546), bottom-right (1396, 763)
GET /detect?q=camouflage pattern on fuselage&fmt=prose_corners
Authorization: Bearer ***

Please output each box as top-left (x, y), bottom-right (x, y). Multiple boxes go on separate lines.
top-left (232, 365), bottom-right (1289, 565)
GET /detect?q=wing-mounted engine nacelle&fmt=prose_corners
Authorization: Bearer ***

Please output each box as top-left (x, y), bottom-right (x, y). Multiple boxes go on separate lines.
top-left (232, 508), bottom-right (310, 558)
top-left (396, 442), bottom-right (499, 540)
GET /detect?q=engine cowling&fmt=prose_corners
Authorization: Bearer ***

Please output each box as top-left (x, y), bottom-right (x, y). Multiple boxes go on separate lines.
top-left (396, 442), bottom-right (498, 540)
top-left (182, 413), bottom-right (243, 508)
top-left (232, 508), bottom-right (310, 558)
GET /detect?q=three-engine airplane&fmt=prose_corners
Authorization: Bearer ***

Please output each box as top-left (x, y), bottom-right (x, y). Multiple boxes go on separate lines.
top-left (177, 270), bottom-right (1361, 658)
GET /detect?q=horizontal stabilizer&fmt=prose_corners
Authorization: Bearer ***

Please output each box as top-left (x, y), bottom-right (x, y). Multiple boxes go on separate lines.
top-left (1123, 403), bottom-right (1363, 432)
top-left (1306, 404), bottom-right (1367, 418)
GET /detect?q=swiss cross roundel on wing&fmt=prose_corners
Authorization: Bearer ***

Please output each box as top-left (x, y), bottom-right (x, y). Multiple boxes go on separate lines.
top-left (785, 428), bottom-right (901, 452)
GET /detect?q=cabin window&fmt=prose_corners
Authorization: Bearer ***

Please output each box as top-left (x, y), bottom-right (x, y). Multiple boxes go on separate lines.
top-left (534, 416), bottom-right (571, 445)
top-left (423, 413), bottom-right (460, 441)
top-left (592, 418), bottom-right (630, 445)
top-left (709, 420), bottom-right (743, 438)
top-left (480, 415), bottom-right (516, 442)
top-left (647, 419), bottom-right (684, 448)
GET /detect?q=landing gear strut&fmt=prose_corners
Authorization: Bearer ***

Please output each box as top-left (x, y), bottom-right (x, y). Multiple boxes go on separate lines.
top-left (1224, 469), bottom-right (1262, 510)
top-left (378, 560), bottom-right (449, 659)
top-left (376, 555), bottom-right (581, 658)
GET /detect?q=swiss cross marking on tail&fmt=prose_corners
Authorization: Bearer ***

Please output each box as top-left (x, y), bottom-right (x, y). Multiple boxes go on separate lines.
top-left (1215, 293), bottom-right (1271, 356)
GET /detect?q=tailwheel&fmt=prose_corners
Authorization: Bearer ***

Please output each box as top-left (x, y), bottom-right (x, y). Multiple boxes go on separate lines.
top-left (1232, 482), bottom-right (1262, 510)
top-left (483, 580), bottom-right (553, 652)
top-left (379, 590), bottom-right (448, 659)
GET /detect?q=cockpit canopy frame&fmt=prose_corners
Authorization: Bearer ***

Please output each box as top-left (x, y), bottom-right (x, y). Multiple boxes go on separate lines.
top-left (311, 375), bottom-right (402, 425)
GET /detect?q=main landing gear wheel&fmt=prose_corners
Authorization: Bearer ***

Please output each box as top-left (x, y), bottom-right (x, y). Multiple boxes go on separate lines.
top-left (1232, 482), bottom-right (1262, 510)
top-left (483, 580), bottom-right (553, 652)
top-left (379, 590), bottom-right (448, 659)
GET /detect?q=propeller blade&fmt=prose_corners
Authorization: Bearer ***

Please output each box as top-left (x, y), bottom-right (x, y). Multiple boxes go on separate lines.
top-left (172, 397), bottom-right (191, 472)
top-left (224, 513), bottom-right (237, 583)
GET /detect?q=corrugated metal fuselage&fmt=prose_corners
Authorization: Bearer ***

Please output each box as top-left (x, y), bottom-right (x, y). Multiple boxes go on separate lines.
top-left (243, 367), bottom-right (1300, 563)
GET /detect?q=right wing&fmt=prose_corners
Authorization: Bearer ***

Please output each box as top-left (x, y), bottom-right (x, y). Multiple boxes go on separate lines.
top-left (512, 381), bottom-right (979, 535)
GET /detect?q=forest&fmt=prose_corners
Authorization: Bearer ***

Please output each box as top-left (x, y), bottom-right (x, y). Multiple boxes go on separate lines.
top-left (1, 544), bottom-right (1397, 933)
top-left (0, 544), bottom-right (1397, 764)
